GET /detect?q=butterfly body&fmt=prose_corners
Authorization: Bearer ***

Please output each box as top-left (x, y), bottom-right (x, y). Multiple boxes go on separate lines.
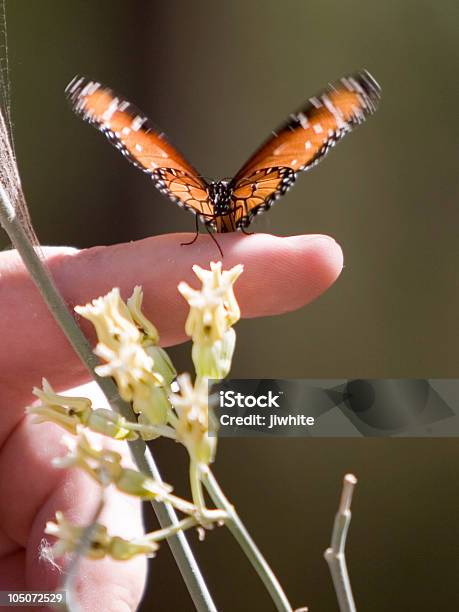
top-left (66, 71), bottom-right (380, 234)
top-left (207, 180), bottom-right (232, 215)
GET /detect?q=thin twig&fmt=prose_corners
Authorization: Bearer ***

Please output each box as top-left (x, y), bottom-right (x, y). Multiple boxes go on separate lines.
top-left (63, 494), bottom-right (106, 612)
top-left (0, 189), bottom-right (217, 612)
top-left (324, 474), bottom-right (358, 612)
top-left (202, 468), bottom-right (292, 612)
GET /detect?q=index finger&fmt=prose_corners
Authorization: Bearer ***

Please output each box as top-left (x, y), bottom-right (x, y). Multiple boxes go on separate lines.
top-left (1, 232), bottom-right (342, 407)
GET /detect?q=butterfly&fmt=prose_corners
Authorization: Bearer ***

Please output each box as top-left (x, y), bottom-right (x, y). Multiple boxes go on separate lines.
top-left (66, 70), bottom-right (380, 240)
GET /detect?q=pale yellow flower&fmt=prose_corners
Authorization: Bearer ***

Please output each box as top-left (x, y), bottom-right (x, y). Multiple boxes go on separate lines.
top-left (170, 373), bottom-right (217, 467)
top-left (127, 286), bottom-right (177, 385)
top-left (192, 261), bottom-right (243, 326)
top-left (178, 262), bottom-right (243, 346)
top-left (178, 262), bottom-right (243, 379)
top-left (26, 379), bottom-right (137, 440)
top-left (46, 511), bottom-right (108, 559)
top-left (53, 434), bottom-right (123, 485)
top-left (45, 512), bottom-right (157, 560)
top-left (27, 379), bottom-right (92, 435)
top-left (76, 288), bottom-right (171, 425)
top-left (54, 434), bottom-right (177, 501)
top-left (126, 285), bottom-right (160, 344)
top-left (75, 288), bottom-right (139, 351)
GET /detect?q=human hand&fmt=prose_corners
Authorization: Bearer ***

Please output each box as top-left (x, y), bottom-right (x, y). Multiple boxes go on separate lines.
top-left (0, 232), bottom-right (342, 610)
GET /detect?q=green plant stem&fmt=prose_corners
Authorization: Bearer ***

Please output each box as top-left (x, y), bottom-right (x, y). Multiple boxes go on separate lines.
top-left (324, 474), bottom-right (357, 612)
top-left (0, 189), bottom-right (217, 612)
top-left (202, 468), bottom-right (292, 612)
top-left (146, 516), bottom-right (198, 542)
top-left (190, 461), bottom-right (206, 513)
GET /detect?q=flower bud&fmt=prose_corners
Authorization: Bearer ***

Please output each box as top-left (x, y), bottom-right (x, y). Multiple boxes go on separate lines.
top-left (145, 345), bottom-right (177, 386)
top-left (127, 286), bottom-right (160, 344)
top-left (170, 374), bottom-right (217, 466)
top-left (115, 467), bottom-right (173, 500)
top-left (192, 327), bottom-right (236, 380)
top-left (109, 536), bottom-right (158, 560)
top-left (87, 409), bottom-right (138, 440)
top-left (131, 382), bottom-right (170, 425)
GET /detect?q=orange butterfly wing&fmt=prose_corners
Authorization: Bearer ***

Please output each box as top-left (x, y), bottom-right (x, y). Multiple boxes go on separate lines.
top-left (227, 70), bottom-right (381, 228)
top-left (66, 77), bottom-right (214, 219)
top-left (67, 71), bottom-right (380, 234)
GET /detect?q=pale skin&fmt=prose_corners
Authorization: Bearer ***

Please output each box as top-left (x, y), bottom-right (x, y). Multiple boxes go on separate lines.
top-left (0, 232), bottom-right (343, 611)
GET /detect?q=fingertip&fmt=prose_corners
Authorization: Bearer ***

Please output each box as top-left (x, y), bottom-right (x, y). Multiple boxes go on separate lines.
top-left (281, 234), bottom-right (344, 311)
top-left (286, 234), bottom-right (344, 287)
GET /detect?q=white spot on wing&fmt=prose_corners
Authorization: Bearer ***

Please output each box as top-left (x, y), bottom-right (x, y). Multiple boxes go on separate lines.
top-left (81, 81), bottom-right (100, 97)
top-left (68, 77), bottom-right (85, 94)
top-left (348, 77), bottom-right (365, 95)
top-left (341, 77), bottom-right (353, 92)
top-left (322, 93), bottom-right (347, 130)
top-left (313, 123), bottom-right (323, 134)
top-left (131, 115), bottom-right (145, 131)
top-left (102, 98), bottom-right (119, 122)
top-left (309, 96), bottom-right (322, 108)
top-left (297, 112), bottom-right (309, 129)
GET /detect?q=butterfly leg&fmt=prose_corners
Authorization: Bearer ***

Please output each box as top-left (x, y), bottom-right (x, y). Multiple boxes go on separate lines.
top-left (205, 223), bottom-right (224, 258)
top-left (180, 214), bottom-right (200, 246)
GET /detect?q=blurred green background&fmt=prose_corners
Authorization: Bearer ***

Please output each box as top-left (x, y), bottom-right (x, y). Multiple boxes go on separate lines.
top-left (3, 1), bottom-right (459, 610)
